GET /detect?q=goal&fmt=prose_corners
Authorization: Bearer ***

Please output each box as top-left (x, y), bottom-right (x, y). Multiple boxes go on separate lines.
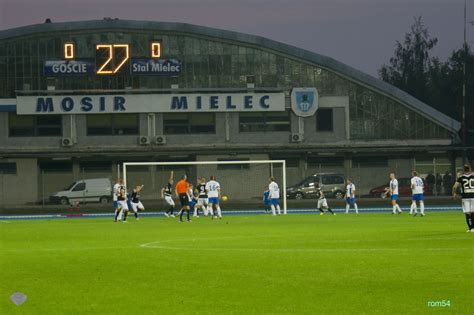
top-left (122, 160), bottom-right (287, 213)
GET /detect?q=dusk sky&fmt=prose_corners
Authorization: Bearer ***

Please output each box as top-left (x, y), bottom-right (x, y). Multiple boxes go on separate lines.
top-left (0, 0), bottom-right (472, 76)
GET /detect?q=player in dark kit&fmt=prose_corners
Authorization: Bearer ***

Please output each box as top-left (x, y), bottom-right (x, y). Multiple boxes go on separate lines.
top-left (130, 184), bottom-right (145, 220)
top-left (161, 171), bottom-right (175, 217)
top-left (195, 178), bottom-right (208, 217)
top-left (452, 164), bottom-right (474, 232)
top-left (316, 188), bottom-right (335, 215)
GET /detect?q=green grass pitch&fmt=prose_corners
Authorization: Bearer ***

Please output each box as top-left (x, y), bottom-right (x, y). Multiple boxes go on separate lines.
top-left (0, 212), bottom-right (473, 314)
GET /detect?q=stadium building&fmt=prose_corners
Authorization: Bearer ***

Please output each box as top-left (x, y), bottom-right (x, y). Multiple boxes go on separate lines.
top-left (0, 19), bottom-right (467, 205)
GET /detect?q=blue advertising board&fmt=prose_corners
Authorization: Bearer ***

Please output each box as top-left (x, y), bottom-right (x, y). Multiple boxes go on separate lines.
top-left (131, 59), bottom-right (182, 75)
top-left (44, 60), bottom-right (95, 76)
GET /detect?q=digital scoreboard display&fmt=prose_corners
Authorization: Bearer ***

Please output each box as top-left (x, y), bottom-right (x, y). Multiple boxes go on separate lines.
top-left (43, 42), bottom-right (182, 76)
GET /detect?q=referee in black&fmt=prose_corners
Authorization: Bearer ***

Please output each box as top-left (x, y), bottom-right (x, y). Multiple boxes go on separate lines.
top-left (452, 164), bottom-right (474, 232)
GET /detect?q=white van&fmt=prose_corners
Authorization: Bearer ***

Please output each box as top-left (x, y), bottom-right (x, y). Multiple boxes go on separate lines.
top-left (49, 178), bottom-right (112, 205)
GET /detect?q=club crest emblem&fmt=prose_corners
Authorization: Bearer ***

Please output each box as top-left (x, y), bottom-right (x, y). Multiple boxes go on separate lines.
top-left (291, 88), bottom-right (319, 117)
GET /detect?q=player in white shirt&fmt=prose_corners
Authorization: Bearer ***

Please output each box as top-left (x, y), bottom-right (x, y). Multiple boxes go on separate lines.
top-left (113, 179), bottom-right (123, 222)
top-left (268, 177), bottom-right (281, 216)
top-left (345, 178), bottom-right (359, 214)
top-left (410, 171), bottom-right (425, 216)
top-left (206, 175), bottom-right (222, 219)
top-left (384, 173), bottom-right (402, 214)
top-left (116, 183), bottom-right (129, 222)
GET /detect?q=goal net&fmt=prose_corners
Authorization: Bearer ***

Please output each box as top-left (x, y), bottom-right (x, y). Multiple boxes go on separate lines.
top-left (122, 160), bottom-right (287, 213)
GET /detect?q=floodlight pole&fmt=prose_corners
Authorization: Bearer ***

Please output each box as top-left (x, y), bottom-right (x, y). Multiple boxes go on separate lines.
top-left (462, 0), bottom-right (467, 147)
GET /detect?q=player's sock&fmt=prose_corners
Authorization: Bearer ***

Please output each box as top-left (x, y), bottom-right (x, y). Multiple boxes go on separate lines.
top-left (123, 211), bottom-right (128, 221)
top-left (117, 209), bottom-right (123, 221)
top-left (202, 205), bottom-right (207, 216)
top-left (271, 205), bottom-right (276, 216)
top-left (276, 205), bottom-right (281, 215)
top-left (134, 212), bottom-right (138, 218)
top-left (410, 202), bottom-right (417, 214)
top-left (179, 208), bottom-right (184, 221)
top-left (318, 207), bottom-right (324, 213)
top-left (392, 205), bottom-right (396, 214)
top-left (345, 204), bottom-right (349, 213)
top-left (470, 213), bottom-right (474, 229)
top-left (396, 204), bottom-right (402, 213)
top-left (327, 208), bottom-right (334, 214)
top-left (420, 201), bottom-right (425, 215)
top-left (465, 214), bottom-right (472, 230)
top-left (114, 209), bottom-right (119, 221)
top-left (216, 205), bottom-right (222, 217)
top-left (186, 210), bottom-right (190, 221)
top-left (354, 204), bottom-right (359, 214)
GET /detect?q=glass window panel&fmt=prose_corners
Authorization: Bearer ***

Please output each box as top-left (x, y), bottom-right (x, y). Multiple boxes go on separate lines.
top-left (316, 108), bottom-right (333, 132)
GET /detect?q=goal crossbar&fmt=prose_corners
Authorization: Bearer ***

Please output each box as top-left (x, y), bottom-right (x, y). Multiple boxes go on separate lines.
top-left (123, 160), bottom-right (287, 213)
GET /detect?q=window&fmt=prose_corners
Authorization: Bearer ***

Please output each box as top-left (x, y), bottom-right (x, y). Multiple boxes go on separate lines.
top-left (322, 175), bottom-right (345, 185)
top-left (72, 182), bottom-right (86, 191)
top-left (9, 113), bottom-right (62, 137)
top-left (87, 114), bottom-right (139, 135)
top-left (270, 156), bottom-right (299, 168)
top-left (316, 108), bottom-right (333, 132)
top-left (239, 110), bottom-right (290, 132)
top-left (39, 161), bottom-right (73, 172)
top-left (163, 113), bottom-right (215, 134)
top-left (217, 158), bottom-right (250, 170)
top-left (307, 157), bottom-right (344, 167)
top-left (0, 162), bottom-right (17, 174)
top-left (352, 156), bottom-right (388, 167)
top-left (79, 161), bottom-right (111, 171)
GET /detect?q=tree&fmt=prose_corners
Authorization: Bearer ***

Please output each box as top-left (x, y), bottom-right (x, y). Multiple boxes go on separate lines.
top-left (379, 16), bottom-right (438, 104)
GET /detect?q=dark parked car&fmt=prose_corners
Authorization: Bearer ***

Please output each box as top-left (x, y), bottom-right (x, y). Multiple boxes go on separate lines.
top-left (286, 173), bottom-right (346, 199)
top-left (369, 177), bottom-right (430, 198)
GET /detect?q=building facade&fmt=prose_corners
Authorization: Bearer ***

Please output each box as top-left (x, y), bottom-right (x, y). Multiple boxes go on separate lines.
top-left (0, 19), bottom-right (467, 205)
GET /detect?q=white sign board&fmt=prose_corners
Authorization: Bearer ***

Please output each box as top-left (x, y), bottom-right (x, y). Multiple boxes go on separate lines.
top-left (16, 93), bottom-right (285, 115)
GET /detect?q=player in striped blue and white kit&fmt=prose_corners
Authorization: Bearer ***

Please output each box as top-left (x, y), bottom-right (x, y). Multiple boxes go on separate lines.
top-left (206, 176), bottom-right (222, 219)
top-left (345, 178), bottom-right (359, 214)
top-left (269, 177), bottom-right (281, 216)
top-left (410, 171), bottom-right (425, 216)
top-left (385, 173), bottom-right (402, 214)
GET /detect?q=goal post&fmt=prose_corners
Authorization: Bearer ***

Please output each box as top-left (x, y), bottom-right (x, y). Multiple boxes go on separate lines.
top-left (122, 160), bottom-right (287, 214)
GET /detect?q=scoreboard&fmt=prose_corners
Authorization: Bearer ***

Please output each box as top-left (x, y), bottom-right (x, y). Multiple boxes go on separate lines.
top-left (44, 42), bottom-right (182, 76)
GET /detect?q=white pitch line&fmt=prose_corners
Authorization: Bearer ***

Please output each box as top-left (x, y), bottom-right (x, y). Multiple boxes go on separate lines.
top-left (139, 237), bottom-right (471, 253)
top-left (1, 245), bottom-right (137, 252)
top-left (141, 244), bottom-right (471, 253)
top-left (0, 220), bottom-right (11, 223)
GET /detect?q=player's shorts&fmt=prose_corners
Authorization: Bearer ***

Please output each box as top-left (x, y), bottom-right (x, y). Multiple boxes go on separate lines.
top-left (179, 193), bottom-right (189, 207)
top-left (270, 198), bottom-right (279, 206)
top-left (462, 198), bottom-right (474, 213)
top-left (391, 194), bottom-right (399, 201)
top-left (412, 193), bottom-right (424, 201)
top-left (131, 201), bottom-right (144, 212)
top-left (208, 197), bottom-right (219, 204)
top-left (118, 200), bottom-right (129, 211)
top-left (113, 200), bottom-right (118, 209)
top-left (317, 198), bottom-right (328, 209)
top-left (189, 199), bottom-right (196, 209)
top-left (197, 197), bottom-right (208, 207)
top-left (346, 197), bottom-right (357, 204)
top-left (164, 195), bottom-right (175, 207)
